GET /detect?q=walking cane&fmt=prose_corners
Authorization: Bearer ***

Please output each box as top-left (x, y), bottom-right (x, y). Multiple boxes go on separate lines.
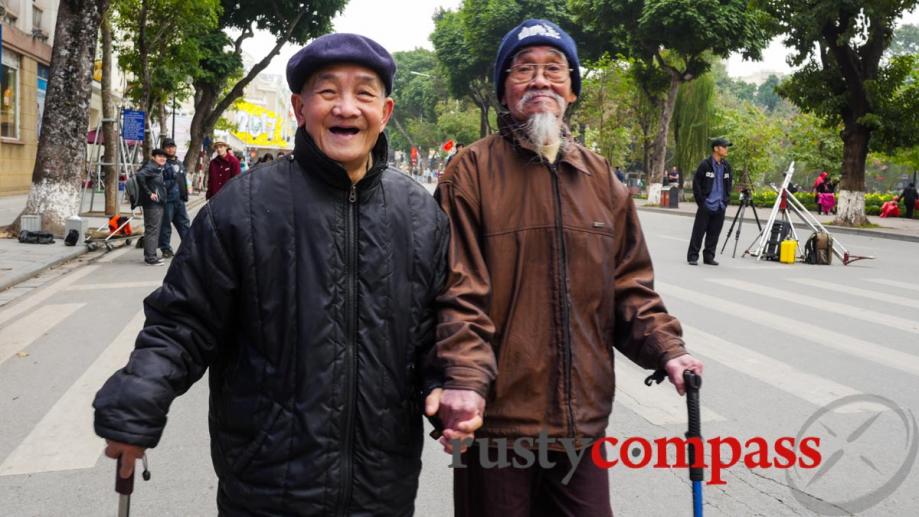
top-left (115, 456), bottom-right (134, 517)
top-left (684, 369), bottom-right (704, 517)
top-left (115, 454), bottom-right (150, 517)
top-left (645, 369), bottom-right (704, 517)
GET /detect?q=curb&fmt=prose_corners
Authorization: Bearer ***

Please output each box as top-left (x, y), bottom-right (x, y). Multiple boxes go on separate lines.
top-left (638, 205), bottom-right (919, 244)
top-left (0, 196), bottom-right (207, 293)
top-left (0, 246), bottom-right (89, 293)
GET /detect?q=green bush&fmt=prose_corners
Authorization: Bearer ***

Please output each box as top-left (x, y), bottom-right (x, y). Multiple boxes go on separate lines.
top-left (718, 189), bottom-right (919, 218)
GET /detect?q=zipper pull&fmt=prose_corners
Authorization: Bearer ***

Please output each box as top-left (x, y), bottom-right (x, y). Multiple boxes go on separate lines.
top-left (349, 184), bottom-right (357, 203)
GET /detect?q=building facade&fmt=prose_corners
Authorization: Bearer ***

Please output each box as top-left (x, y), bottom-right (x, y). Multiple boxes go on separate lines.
top-left (1, 0), bottom-right (57, 195)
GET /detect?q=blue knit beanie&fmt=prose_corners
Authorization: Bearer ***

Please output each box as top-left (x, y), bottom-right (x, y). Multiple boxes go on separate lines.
top-left (287, 33), bottom-right (396, 95)
top-left (494, 19), bottom-right (581, 103)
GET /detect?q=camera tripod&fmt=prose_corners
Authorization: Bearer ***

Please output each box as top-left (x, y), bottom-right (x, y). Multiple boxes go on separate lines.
top-left (720, 187), bottom-right (762, 258)
top-left (743, 162), bottom-right (873, 265)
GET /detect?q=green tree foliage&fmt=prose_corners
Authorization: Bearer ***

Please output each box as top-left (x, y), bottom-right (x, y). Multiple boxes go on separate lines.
top-left (784, 111), bottom-right (843, 181)
top-left (572, 0), bottom-right (771, 185)
top-left (714, 100), bottom-right (785, 186)
top-left (765, 0), bottom-right (919, 225)
top-left (755, 74), bottom-right (782, 112)
top-left (673, 72), bottom-right (715, 180)
top-left (437, 105), bottom-right (485, 148)
top-left (888, 23), bottom-right (919, 56)
top-left (182, 0), bottom-right (348, 171)
top-left (112, 0), bottom-right (220, 153)
top-left (572, 55), bottom-right (639, 168)
top-left (392, 49), bottom-right (442, 123)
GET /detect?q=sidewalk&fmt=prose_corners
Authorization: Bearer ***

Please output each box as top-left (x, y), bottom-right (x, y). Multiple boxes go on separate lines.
top-left (638, 201), bottom-right (919, 243)
top-left (0, 193), bottom-right (206, 292)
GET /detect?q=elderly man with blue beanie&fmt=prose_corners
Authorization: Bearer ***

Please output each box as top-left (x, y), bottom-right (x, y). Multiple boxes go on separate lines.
top-left (432, 19), bottom-right (704, 516)
top-left (94, 33), bottom-right (450, 515)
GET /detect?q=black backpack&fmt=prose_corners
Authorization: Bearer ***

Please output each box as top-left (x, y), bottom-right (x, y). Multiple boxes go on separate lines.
top-left (126, 174), bottom-right (142, 209)
top-left (19, 230), bottom-right (55, 244)
top-left (65, 229), bottom-right (80, 246)
top-left (804, 232), bottom-right (833, 265)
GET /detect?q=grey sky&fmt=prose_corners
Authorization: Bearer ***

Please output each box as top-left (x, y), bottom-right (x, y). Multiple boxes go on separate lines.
top-left (243, 1), bottom-right (919, 84)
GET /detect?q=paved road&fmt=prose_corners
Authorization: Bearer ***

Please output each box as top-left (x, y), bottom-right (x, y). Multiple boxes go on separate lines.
top-left (0, 208), bottom-right (917, 516)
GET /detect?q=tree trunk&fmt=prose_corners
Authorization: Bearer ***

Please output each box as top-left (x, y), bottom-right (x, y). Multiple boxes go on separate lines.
top-left (101, 11), bottom-right (119, 216)
top-left (157, 100), bottom-right (168, 143)
top-left (139, 0), bottom-right (152, 158)
top-left (478, 101), bottom-right (490, 138)
top-left (834, 124), bottom-right (870, 226)
top-left (182, 85), bottom-right (218, 173)
top-left (12, 0), bottom-right (110, 236)
top-left (648, 71), bottom-right (682, 186)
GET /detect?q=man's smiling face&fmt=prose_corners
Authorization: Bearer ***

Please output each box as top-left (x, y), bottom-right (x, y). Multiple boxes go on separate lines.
top-left (292, 64), bottom-right (394, 173)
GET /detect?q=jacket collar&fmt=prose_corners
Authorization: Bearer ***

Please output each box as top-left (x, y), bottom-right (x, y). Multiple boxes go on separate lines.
top-left (293, 126), bottom-right (388, 191)
top-left (497, 111), bottom-right (591, 175)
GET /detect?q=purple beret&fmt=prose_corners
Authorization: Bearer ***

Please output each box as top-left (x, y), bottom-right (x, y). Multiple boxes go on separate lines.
top-left (286, 33), bottom-right (396, 95)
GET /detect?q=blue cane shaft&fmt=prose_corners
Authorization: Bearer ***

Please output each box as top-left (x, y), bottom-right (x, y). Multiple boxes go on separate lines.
top-left (693, 481), bottom-right (703, 517)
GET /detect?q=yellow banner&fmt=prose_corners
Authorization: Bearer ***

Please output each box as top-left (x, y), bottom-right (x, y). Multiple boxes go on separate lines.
top-left (231, 101), bottom-right (290, 148)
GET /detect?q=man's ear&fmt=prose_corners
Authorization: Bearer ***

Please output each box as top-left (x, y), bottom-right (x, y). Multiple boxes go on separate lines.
top-left (291, 93), bottom-right (306, 127)
top-left (379, 97), bottom-right (395, 132)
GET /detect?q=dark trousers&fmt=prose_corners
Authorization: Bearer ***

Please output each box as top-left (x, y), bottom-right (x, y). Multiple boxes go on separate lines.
top-left (158, 200), bottom-right (190, 252)
top-left (906, 201), bottom-right (915, 219)
top-left (454, 445), bottom-right (613, 517)
top-left (142, 203), bottom-right (164, 262)
top-left (687, 205), bottom-right (726, 262)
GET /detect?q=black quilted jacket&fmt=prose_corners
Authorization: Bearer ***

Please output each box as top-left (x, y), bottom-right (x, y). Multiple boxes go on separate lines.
top-left (94, 128), bottom-right (449, 516)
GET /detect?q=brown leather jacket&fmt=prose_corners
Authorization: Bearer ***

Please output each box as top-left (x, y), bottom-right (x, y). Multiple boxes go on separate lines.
top-left (433, 115), bottom-right (687, 445)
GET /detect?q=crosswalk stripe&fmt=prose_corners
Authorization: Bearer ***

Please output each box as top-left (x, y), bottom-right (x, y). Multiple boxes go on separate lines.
top-left (0, 310), bottom-right (143, 476)
top-left (614, 360), bottom-right (725, 425)
top-left (867, 278), bottom-right (919, 293)
top-left (682, 325), bottom-right (871, 413)
top-left (658, 282), bottom-right (919, 376)
top-left (0, 266), bottom-right (98, 327)
top-left (65, 281), bottom-right (161, 291)
top-left (711, 278), bottom-right (919, 334)
top-left (791, 278), bottom-right (919, 310)
top-left (0, 303), bottom-right (85, 367)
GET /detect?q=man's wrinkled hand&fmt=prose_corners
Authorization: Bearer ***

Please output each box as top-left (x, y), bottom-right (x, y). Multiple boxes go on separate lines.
top-left (425, 388), bottom-right (485, 454)
top-left (664, 354), bottom-right (704, 396)
top-left (104, 440), bottom-right (146, 479)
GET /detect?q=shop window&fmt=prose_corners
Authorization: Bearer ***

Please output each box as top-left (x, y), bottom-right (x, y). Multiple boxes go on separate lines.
top-left (1, 50), bottom-right (20, 139)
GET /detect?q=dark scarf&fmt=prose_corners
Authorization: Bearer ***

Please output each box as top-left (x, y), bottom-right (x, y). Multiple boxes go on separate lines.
top-left (497, 110), bottom-right (575, 165)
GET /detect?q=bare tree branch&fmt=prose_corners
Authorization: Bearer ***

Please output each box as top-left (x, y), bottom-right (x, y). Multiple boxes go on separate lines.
top-left (206, 10), bottom-right (308, 129)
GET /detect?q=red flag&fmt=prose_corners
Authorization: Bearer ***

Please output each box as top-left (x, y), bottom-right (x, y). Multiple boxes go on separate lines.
top-left (410, 146), bottom-right (418, 163)
top-left (443, 139), bottom-right (454, 152)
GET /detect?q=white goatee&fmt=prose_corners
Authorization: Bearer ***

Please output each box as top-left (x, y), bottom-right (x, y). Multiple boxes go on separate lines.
top-left (516, 90), bottom-right (568, 163)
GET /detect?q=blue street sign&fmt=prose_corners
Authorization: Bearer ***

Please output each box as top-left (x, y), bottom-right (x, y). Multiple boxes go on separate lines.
top-left (122, 110), bottom-right (145, 141)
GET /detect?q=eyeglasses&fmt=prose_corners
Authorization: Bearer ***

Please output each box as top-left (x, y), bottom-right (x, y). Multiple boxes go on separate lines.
top-left (505, 63), bottom-right (572, 84)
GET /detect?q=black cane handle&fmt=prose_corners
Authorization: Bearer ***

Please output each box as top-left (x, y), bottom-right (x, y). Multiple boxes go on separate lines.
top-left (683, 369), bottom-right (704, 482)
top-left (115, 456), bottom-right (134, 495)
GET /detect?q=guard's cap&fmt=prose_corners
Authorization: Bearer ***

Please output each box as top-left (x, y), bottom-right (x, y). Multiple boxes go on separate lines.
top-left (711, 137), bottom-right (732, 149)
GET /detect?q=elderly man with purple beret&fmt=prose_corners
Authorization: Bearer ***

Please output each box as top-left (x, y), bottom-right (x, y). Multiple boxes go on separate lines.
top-left (94, 33), bottom-right (450, 515)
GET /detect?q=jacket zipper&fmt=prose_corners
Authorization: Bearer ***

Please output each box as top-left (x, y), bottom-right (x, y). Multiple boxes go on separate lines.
top-left (337, 183), bottom-right (359, 516)
top-left (549, 164), bottom-right (576, 439)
